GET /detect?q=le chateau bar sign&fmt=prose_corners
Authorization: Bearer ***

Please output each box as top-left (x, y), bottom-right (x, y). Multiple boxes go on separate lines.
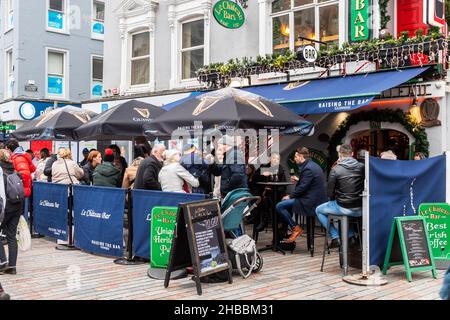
top-left (213, 0), bottom-right (245, 29)
top-left (350, 0), bottom-right (371, 42)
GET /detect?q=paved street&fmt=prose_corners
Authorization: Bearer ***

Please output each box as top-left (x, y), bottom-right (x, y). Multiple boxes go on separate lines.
top-left (0, 229), bottom-right (445, 300)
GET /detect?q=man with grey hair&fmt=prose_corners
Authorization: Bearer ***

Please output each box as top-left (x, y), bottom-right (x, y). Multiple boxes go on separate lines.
top-left (316, 144), bottom-right (365, 248)
top-left (133, 144), bottom-right (166, 190)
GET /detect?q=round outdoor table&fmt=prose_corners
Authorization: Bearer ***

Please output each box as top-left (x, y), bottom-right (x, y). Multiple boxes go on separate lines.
top-left (257, 181), bottom-right (294, 255)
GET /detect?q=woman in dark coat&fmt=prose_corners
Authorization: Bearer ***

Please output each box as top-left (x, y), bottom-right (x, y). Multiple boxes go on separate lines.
top-left (81, 150), bottom-right (102, 185)
top-left (0, 149), bottom-right (22, 275)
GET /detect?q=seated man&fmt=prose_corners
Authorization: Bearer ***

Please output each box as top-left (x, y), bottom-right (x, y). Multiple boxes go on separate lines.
top-left (316, 144), bottom-right (365, 248)
top-left (276, 148), bottom-right (327, 243)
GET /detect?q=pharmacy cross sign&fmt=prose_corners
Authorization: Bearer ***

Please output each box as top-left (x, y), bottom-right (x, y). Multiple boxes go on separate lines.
top-left (350, 0), bottom-right (371, 42)
top-left (213, 0), bottom-right (245, 29)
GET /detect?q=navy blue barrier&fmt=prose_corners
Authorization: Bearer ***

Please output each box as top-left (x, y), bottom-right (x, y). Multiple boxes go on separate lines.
top-left (32, 182), bottom-right (69, 241)
top-left (73, 185), bottom-right (127, 257)
top-left (131, 190), bottom-right (206, 259)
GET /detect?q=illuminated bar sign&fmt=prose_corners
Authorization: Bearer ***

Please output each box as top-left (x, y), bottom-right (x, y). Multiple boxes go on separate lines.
top-left (350, 0), bottom-right (371, 42)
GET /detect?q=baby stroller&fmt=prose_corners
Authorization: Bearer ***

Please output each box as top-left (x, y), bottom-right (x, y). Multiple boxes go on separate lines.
top-left (221, 188), bottom-right (264, 277)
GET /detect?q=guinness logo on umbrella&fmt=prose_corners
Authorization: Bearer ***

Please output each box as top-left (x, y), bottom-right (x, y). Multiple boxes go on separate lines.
top-left (192, 97), bottom-right (222, 116)
top-left (283, 81), bottom-right (310, 90)
top-left (244, 98), bottom-right (274, 117)
top-left (134, 108), bottom-right (151, 119)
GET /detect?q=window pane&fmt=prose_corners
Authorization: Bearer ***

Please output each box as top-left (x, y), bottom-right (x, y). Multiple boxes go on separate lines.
top-left (272, 0), bottom-right (291, 13)
top-left (319, 5), bottom-right (339, 44)
top-left (131, 59), bottom-right (149, 85)
top-left (182, 49), bottom-right (204, 79)
top-left (294, 0), bottom-right (313, 6)
top-left (48, 52), bottom-right (64, 75)
top-left (50, 0), bottom-right (64, 12)
top-left (94, 1), bottom-right (105, 21)
top-left (294, 8), bottom-right (315, 50)
top-left (182, 20), bottom-right (204, 49)
top-left (93, 58), bottom-right (103, 80)
top-left (132, 32), bottom-right (149, 58)
top-left (272, 15), bottom-right (290, 54)
top-left (7, 51), bottom-right (13, 74)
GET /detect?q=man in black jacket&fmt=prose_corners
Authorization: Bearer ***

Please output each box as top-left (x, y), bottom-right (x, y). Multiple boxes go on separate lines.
top-left (276, 147), bottom-right (327, 243)
top-left (315, 144), bottom-right (365, 248)
top-left (133, 144), bottom-right (165, 190)
top-left (209, 135), bottom-right (247, 198)
top-left (43, 153), bottom-right (58, 182)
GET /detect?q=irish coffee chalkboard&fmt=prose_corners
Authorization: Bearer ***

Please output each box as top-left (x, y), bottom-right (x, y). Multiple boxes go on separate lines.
top-left (383, 216), bottom-right (437, 282)
top-left (164, 199), bottom-right (232, 295)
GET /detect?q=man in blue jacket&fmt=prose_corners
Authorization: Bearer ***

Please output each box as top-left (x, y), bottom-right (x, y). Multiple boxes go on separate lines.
top-left (276, 147), bottom-right (327, 243)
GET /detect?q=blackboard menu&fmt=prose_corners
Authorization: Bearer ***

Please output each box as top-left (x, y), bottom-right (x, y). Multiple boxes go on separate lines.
top-left (165, 199), bottom-right (232, 295)
top-left (400, 220), bottom-right (432, 267)
top-left (188, 200), bottom-right (229, 276)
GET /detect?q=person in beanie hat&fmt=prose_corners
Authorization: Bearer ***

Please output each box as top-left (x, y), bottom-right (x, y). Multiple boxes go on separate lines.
top-left (79, 148), bottom-right (90, 167)
top-left (92, 148), bottom-right (121, 187)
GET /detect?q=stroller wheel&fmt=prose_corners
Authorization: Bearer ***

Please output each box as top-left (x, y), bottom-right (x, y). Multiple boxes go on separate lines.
top-left (252, 252), bottom-right (263, 273)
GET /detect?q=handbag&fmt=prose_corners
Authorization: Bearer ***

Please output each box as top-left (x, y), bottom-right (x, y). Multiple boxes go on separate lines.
top-left (226, 234), bottom-right (257, 279)
top-left (17, 215), bottom-right (31, 251)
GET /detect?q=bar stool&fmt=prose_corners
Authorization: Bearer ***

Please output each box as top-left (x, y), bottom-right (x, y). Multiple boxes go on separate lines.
top-left (320, 214), bottom-right (362, 276)
top-left (295, 215), bottom-right (316, 257)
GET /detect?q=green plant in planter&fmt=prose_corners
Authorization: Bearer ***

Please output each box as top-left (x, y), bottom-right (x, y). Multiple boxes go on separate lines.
top-left (400, 31), bottom-right (409, 43)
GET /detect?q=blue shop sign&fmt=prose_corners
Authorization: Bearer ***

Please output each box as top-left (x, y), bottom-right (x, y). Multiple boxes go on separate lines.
top-left (92, 83), bottom-right (103, 97)
top-left (92, 22), bottom-right (104, 35)
top-left (48, 76), bottom-right (64, 95)
top-left (19, 102), bottom-right (81, 121)
top-left (48, 10), bottom-right (64, 30)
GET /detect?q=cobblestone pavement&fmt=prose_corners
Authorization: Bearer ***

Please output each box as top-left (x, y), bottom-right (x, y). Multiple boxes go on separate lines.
top-left (0, 229), bottom-right (445, 300)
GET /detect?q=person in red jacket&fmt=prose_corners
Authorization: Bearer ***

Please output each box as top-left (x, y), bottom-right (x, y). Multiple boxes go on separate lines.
top-left (5, 139), bottom-right (36, 198)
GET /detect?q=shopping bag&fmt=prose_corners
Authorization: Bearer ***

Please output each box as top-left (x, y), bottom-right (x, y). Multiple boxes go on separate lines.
top-left (17, 215), bottom-right (31, 251)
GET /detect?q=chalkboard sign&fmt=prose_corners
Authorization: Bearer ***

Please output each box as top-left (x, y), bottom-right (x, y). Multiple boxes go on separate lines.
top-left (383, 216), bottom-right (437, 282)
top-left (164, 199), bottom-right (232, 295)
top-left (419, 203), bottom-right (450, 265)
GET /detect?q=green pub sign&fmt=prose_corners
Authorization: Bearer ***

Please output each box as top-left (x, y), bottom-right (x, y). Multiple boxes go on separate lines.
top-left (213, 0), bottom-right (245, 29)
top-left (419, 203), bottom-right (450, 262)
top-left (350, 0), bottom-right (371, 42)
top-left (150, 206), bottom-right (178, 268)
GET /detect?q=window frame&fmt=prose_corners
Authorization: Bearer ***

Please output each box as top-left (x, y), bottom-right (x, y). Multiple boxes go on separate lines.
top-left (179, 17), bottom-right (205, 82)
top-left (4, 47), bottom-right (14, 99)
top-left (46, 0), bottom-right (70, 35)
top-left (46, 47), bottom-right (69, 100)
top-left (128, 30), bottom-right (151, 88)
top-left (91, 54), bottom-right (103, 98)
top-left (270, 0), bottom-right (340, 53)
top-left (4, 0), bottom-right (14, 33)
top-left (91, 0), bottom-right (105, 40)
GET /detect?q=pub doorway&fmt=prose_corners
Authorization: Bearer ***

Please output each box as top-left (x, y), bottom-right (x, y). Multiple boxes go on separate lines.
top-left (348, 129), bottom-right (411, 160)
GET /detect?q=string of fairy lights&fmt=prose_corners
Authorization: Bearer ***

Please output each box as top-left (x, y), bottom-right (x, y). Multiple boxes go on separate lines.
top-left (197, 38), bottom-right (449, 88)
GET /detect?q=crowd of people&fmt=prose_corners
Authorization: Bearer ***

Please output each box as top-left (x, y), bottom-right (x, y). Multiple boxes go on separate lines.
top-left (0, 135), bottom-right (445, 300)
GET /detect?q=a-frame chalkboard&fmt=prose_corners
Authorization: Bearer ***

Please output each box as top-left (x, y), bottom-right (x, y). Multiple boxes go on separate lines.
top-left (382, 216), bottom-right (437, 282)
top-left (164, 199), bottom-right (233, 295)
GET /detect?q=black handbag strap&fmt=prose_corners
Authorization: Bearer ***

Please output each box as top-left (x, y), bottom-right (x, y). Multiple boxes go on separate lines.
top-left (63, 158), bottom-right (74, 185)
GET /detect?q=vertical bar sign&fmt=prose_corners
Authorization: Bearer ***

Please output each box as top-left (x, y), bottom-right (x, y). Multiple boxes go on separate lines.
top-left (350, 0), bottom-right (371, 42)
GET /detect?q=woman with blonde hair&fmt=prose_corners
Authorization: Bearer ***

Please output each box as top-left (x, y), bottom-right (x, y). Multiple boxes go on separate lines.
top-left (51, 147), bottom-right (84, 184)
top-left (158, 149), bottom-right (199, 193)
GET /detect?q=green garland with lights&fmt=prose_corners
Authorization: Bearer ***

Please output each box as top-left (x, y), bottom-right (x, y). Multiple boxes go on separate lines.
top-left (327, 109), bottom-right (429, 165)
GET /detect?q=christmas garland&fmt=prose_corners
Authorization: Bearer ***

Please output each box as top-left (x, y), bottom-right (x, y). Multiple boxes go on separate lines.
top-left (327, 109), bottom-right (429, 165)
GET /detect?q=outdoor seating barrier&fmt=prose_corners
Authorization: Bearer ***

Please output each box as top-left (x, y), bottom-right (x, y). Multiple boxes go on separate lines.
top-left (131, 190), bottom-right (206, 260)
top-left (72, 185), bottom-right (127, 257)
top-left (31, 182), bottom-right (72, 244)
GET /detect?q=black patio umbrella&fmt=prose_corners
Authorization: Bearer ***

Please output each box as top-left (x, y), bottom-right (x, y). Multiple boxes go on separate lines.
top-left (144, 87), bottom-right (314, 138)
top-left (74, 100), bottom-right (166, 141)
top-left (10, 106), bottom-right (98, 141)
